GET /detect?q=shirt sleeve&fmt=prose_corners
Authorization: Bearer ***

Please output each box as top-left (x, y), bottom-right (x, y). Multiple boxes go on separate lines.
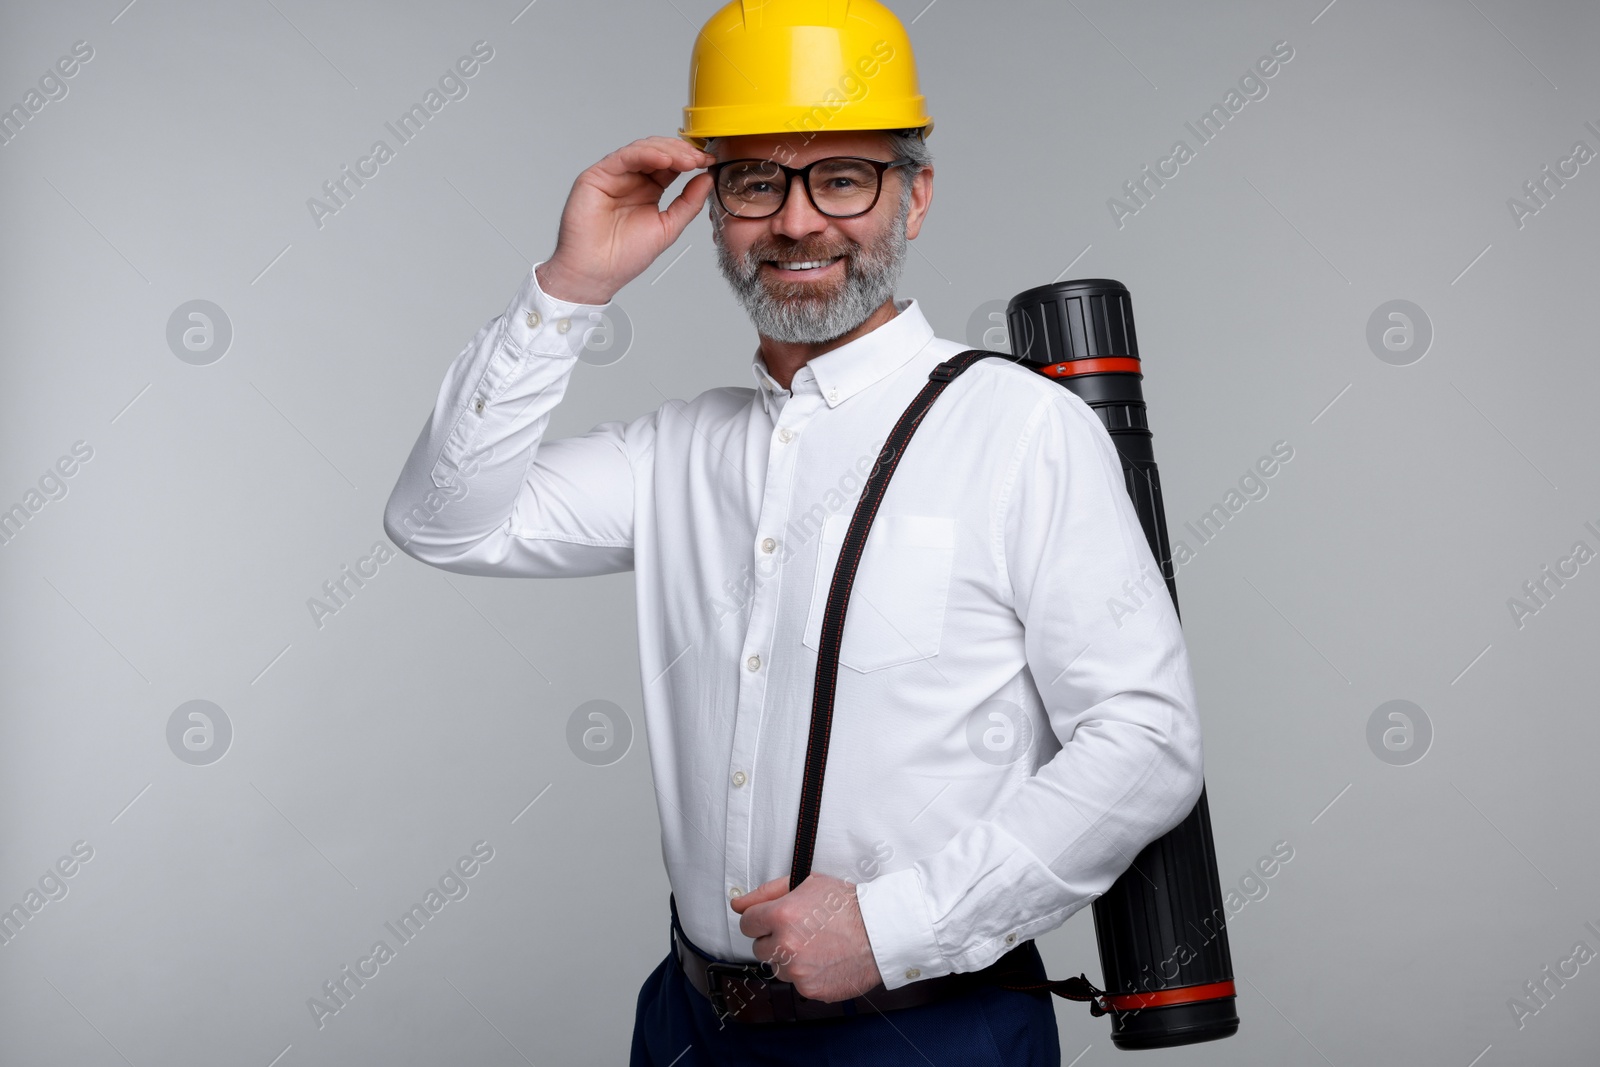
top-left (383, 262), bottom-right (644, 577)
top-left (854, 389), bottom-right (1206, 989)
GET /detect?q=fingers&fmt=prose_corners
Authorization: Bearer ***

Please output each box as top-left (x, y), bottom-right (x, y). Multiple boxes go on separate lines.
top-left (732, 875), bottom-right (790, 941)
top-left (603, 136), bottom-right (716, 179)
top-left (661, 172), bottom-right (712, 234)
top-left (730, 874), bottom-right (788, 914)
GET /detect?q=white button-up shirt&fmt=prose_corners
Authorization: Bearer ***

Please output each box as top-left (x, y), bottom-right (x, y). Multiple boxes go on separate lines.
top-left (383, 262), bottom-right (1205, 990)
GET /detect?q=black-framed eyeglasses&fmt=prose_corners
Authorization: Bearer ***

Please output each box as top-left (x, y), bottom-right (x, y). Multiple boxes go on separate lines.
top-left (708, 156), bottom-right (913, 219)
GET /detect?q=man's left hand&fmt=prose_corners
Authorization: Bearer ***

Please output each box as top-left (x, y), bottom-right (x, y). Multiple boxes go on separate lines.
top-left (730, 873), bottom-right (884, 1003)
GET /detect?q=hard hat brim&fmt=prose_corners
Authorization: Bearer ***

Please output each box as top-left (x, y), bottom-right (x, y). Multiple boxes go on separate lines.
top-left (679, 113), bottom-right (933, 148)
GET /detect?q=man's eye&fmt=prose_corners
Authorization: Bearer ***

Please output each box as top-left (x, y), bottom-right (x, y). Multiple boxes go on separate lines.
top-left (728, 178), bottom-right (776, 196)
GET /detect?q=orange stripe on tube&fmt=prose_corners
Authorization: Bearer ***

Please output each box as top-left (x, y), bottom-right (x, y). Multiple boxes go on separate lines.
top-left (1104, 980), bottom-right (1237, 1012)
top-left (1038, 356), bottom-right (1143, 378)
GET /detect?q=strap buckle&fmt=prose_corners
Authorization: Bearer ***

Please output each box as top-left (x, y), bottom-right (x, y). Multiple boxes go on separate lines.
top-left (995, 970), bottom-right (1112, 1016)
top-left (704, 960), bottom-right (776, 1020)
top-left (928, 359), bottom-right (962, 382)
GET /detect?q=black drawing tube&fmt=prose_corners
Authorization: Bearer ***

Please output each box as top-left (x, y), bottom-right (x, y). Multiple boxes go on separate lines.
top-left (1006, 279), bottom-right (1239, 1050)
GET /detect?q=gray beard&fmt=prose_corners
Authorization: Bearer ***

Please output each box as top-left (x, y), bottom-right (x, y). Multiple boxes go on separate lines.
top-left (712, 194), bottom-right (909, 345)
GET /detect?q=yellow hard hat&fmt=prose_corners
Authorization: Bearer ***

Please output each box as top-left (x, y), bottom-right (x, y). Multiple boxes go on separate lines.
top-left (679, 0), bottom-right (933, 148)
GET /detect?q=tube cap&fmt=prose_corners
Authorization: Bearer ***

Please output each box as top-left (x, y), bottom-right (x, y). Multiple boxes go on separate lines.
top-left (1005, 279), bottom-right (1140, 366)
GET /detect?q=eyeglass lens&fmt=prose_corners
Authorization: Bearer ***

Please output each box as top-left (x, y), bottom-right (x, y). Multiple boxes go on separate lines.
top-left (716, 158), bottom-right (884, 218)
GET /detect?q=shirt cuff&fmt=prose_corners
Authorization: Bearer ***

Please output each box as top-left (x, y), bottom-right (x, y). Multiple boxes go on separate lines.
top-left (504, 260), bottom-right (612, 358)
top-left (855, 865), bottom-right (946, 990)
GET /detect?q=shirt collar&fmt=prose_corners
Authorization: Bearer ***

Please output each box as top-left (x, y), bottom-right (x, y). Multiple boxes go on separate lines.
top-left (749, 297), bottom-right (935, 416)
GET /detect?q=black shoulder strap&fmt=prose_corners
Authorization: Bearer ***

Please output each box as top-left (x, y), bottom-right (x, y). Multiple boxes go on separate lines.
top-left (784, 346), bottom-right (1120, 1014)
top-left (789, 348), bottom-right (997, 889)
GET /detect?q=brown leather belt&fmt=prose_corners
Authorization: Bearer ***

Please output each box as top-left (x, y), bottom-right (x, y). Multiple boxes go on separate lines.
top-left (670, 896), bottom-right (1048, 1026)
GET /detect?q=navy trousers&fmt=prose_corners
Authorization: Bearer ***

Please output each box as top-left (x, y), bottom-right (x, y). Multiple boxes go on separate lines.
top-left (629, 907), bottom-right (1062, 1066)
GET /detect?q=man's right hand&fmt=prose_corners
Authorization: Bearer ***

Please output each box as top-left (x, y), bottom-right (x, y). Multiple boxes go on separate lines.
top-left (535, 136), bottom-right (717, 305)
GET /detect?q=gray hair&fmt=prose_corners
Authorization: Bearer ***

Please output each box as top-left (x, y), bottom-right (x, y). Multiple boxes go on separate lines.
top-left (875, 127), bottom-right (933, 183)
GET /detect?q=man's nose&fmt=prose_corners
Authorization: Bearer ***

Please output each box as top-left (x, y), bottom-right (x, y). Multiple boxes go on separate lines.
top-left (769, 177), bottom-right (829, 240)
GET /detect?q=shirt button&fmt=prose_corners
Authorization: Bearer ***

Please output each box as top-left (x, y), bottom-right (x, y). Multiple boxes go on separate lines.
top-left (731, 770), bottom-right (747, 787)
top-left (556, 316), bottom-right (572, 333)
top-left (904, 968), bottom-right (921, 980)
top-left (729, 885), bottom-right (744, 899)
top-left (746, 654), bottom-right (761, 671)
top-left (525, 310), bottom-right (541, 329)
top-left (778, 427), bottom-right (794, 443)
top-left (827, 389), bottom-right (839, 403)
top-left (760, 537), bottom-right (776, 554)
top-left (473, 396), bottom-right (486, 414)
top-left (1005, 933), bottom-right (1017, 945)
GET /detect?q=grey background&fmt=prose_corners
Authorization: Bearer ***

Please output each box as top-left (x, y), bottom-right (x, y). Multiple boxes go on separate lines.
top-left (2, 0), bottom-right (1596, 1063)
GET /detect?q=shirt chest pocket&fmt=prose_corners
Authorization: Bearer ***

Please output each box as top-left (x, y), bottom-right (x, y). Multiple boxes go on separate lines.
top-left (801, 513), bottom-right (956, 673)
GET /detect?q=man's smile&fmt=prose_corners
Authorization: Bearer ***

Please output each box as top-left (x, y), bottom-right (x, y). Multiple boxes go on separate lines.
top-left (761, 255), bottom-right (845, 282)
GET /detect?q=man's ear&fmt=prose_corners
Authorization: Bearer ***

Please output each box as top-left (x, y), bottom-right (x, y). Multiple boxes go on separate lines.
top-left (905, 165), bottom-right (933, 240)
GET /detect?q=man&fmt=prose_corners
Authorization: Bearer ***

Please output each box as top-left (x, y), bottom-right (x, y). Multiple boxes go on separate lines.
top-left (383, 2), bottom-right (1204, 1063)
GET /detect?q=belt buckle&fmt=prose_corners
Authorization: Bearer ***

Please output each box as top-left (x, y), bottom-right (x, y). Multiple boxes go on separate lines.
top-left (704, 960), bottom-right (776, 1021)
